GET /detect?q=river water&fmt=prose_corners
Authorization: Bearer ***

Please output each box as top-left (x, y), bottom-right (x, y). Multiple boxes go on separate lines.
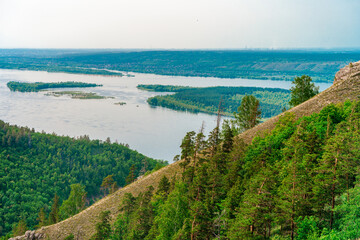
top-left (0, 69), bottom-right (332, 162)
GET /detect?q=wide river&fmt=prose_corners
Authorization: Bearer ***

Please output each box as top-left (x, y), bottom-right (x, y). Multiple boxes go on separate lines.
top-left (0, 69), bottom-right (332, 162)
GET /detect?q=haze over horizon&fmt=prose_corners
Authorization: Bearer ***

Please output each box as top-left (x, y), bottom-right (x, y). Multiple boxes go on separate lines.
top-left (1, 0), bottom-right (360, 49)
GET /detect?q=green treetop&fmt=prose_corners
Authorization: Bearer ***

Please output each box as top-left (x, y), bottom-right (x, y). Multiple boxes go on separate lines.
top-left (289, 75), bottom-right (319, 107)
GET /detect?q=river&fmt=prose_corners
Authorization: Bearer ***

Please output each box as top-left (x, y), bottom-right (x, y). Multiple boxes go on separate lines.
top-left (0, 69), bottom-right (332, 162)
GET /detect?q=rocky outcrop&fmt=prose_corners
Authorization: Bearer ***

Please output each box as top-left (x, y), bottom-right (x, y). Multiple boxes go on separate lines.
top-left (9, 230), bottom-right (45, 240)
top-left (334, 60), bottom-right (360, 85)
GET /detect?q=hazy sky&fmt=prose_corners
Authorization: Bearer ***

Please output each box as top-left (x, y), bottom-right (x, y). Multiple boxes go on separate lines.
top-left (0, 0), bottom-right (359, 49)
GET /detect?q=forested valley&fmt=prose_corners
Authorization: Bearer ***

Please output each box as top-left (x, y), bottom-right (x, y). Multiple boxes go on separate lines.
top-left (90, 99), bottom-right (360, 240)
top-left (0, 122), bottom-right (165, 238)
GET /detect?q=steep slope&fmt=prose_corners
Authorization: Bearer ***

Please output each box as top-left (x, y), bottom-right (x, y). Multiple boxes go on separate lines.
top-left (25, 61), bottom-right (360, 240)
top-left (240, 60), bottom-right (360, 144)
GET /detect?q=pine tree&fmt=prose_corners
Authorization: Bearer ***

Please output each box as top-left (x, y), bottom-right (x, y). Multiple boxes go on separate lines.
top-left (91, 211), bottom-right (112, 240)
top-left (234, 95), bottom-right (261, 132)
top-left (36, 207), bottom-right (47, 228)
top-left (289, 75), bottom-right (319, 107)
top-left (276, 123), bottom-right (314, 240)
top-left (101, 175), bottom-right (118, 195)
top-left (126, 164), bottom-right (136, 185)
top-left (48, 194), bottom-right (60, 224)
top-left (157, 176), bottom-right (170, 195)
top-left (12, 219), bottom-right (27, 237)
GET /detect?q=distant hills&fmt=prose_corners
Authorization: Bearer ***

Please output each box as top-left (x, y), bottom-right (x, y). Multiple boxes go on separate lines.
top-left (1, 49), bottom-right (360, 82)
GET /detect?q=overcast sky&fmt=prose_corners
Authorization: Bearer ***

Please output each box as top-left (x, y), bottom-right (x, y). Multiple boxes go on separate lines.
top-left (0, 0), bottom-right (359, 49)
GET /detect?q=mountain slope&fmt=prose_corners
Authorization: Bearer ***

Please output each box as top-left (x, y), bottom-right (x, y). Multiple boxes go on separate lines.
top-left (28, 61), bottom-right (360, 239)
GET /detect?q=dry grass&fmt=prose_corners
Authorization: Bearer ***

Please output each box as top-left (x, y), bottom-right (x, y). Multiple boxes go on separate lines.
top-left (34, 61), bottom-right (360, 239)
top-left (38, 162), bottom-right (182, 240)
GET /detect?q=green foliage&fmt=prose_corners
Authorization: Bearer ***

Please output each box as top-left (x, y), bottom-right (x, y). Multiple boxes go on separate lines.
top-left (141, 85), bottom-right (290, 118)
top-left (104, 100), bottom-right (360, 240)
top-left (48, 194), bottom-right (60, 225)
top-left (12, 219), bottom-right (27, 237)
top-left (1, 49), bottom-right (359, 82)
top-left (64, 234), bottom-right (75, 240)
top-left (91, 211), bottom-right (112, 240)
top-left (59, 184), bottom-right (87, 220)
top-left (125, 165), bottom-right (137, 185)
top-left (289, 75), bottom-right (319, 107)
top-left (233, 94), bottom-right (261, 132)
top-left (35, 208), bottom-right (46, 228)
top-left (0, 121), bottom-right (164, 237)
top-left (296, 216), bottom-right (320, 240)
top-left (137, 85), bottom-right (192, 92)
top-left (7, 81), bottom-right (101, 92)
top-left (101, 175), bottom-right (118, 195)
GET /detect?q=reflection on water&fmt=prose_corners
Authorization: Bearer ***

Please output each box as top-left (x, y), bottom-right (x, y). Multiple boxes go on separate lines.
top-left (0, 69), bottom-right (332, 162)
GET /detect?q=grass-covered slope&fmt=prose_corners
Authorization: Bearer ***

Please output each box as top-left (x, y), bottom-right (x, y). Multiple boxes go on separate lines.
top-left (33, 61), bottom-right (360, 240)
top-left (239, 60), bottom-right (360, 144)
top-left (138, 84), bottom-right (291, 118)
top-left (0, 123), bottom-right (164, 237)
top-left (7, 81), bottom-right (101, 92)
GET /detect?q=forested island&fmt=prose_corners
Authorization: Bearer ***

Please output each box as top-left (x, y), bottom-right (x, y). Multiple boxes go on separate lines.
top-left (138, 84), bottom-right (290, 118)
top-left (0, 121), bottom-right (166, 237)
top-left (7, 81), bottom-right (101, 92)
top-left (1, 49), bottom-right (360, 82)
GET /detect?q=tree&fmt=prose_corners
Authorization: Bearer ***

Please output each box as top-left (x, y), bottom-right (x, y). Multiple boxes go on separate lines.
top-left (12, 219), bottom-right (27, 237)
top-left (101, 175), bottom-right (118, 195)
top-left (289, 75), bottom-right (319, 107)
top-left (36, 207), bottom-right (47, 228)
top-left (91, 211), bottom-right (112, 240)
top-left (157, 176), bottom-right (170, 195)
top-left (126, 164), bottom-right (137, 185)
top-left (59, 184), bottom-right (87, 220)
top-left (48, 194), bottom-right (60, 224)
top-left (234, 95), bottom-right (261, 132)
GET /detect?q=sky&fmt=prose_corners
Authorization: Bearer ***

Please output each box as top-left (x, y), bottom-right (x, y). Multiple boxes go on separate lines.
top-left (0, 0), bottom-right (360, 49)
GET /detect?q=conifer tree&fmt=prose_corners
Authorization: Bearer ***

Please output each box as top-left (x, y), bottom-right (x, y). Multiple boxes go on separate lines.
top-left (234, 94), bottom-right (261, 132)
top-left (289, 75), bottom-right (319, 107)
top-left (101, 175), bottom-right (118, 195)
top-left (12, 219), bottom-right (27, 237)
top-left (157, 176), bottom-right (170, 195)
top-left (48, 194), bottom-right (60, 224)
top-left (126, 164), bottom-right (137, 185)
top-left (91, 211), bottom-right (112, 240)
top-left (36, 207), bottom-right (47, 228)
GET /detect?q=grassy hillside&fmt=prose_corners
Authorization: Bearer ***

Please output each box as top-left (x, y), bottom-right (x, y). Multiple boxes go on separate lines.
top-left (29, 61), bottom-right (360, 240)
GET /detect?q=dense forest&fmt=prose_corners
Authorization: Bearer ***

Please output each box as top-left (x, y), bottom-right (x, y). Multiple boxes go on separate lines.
top-left (7, 81), bottom-right (101, 92)
top-left (138, 85), bottom-right (291, 118)
top-left (1, 49), bottom-right (360, 82)
top-left (0, 121), bottom-right (166, 238)
top-left (89, 99), bottom-right (360, 240)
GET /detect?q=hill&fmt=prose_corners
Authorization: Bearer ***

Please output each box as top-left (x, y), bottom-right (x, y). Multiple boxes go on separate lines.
top-left (0, 124), bottom-right (164, 238)
top-left (11, 61), bottom-right (360, 239)
top-left (1, 49), bottom-right (360, 82)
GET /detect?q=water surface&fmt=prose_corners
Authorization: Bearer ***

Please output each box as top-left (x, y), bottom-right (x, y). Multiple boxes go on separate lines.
top-left (0, 69), bottom-right (332, 162)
